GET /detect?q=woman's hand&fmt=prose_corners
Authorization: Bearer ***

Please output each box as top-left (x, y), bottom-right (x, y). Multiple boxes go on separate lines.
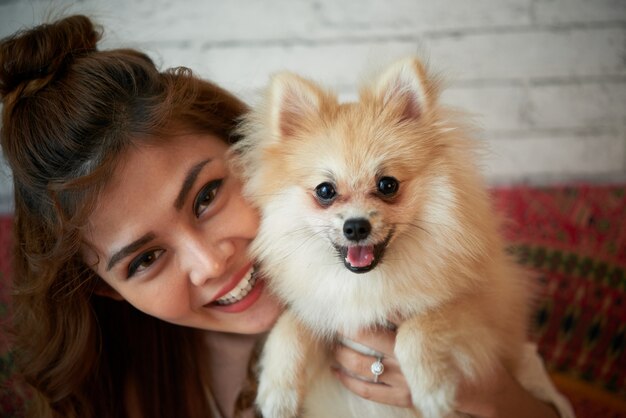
top-left (332, 326), bottom-right (560, 418)
top-left (332, 324), bottom-right (413, 408)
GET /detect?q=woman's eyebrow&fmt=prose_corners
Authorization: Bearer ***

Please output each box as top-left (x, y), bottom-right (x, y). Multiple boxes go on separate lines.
top-left (174, 158), bottom-right (212, 210)
top-left (107, 232), bottom-right (156, 272)
top-left (105, 158), bottom-right (212, 272)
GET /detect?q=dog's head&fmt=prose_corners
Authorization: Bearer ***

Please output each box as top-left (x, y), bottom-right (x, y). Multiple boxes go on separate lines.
top-left (235, 58), bottom-right (482, 276)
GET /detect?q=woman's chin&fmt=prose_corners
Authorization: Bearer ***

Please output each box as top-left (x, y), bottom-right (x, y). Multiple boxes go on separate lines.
top-left (236, 291), bottom-right (283, 334)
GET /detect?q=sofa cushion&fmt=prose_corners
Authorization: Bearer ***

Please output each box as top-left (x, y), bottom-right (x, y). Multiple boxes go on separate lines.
top-left (492, 185), bottom-right (626, 416)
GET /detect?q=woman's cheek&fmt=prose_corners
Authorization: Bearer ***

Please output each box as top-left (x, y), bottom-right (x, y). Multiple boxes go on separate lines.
top-left (127, 278), bottom-right (191, 322)
top-left (231, 181), bottom-right (261, 236)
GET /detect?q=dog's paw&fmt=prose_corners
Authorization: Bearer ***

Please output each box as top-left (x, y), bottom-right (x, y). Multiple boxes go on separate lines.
top-left (256, 381), bottom-right (300, 418)
top-left (413, 386), bottom-right (455, 418)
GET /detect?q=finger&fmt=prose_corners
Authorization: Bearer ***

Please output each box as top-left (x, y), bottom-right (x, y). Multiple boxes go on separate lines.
top-left (339, 326), bottom-right (397, 359)
top-left (332, 367), bottom-right (413, 408)
top-left (333, 344), bottom-right (404, 386)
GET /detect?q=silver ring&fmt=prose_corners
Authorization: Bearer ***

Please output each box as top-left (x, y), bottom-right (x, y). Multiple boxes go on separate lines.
top-left (370, 357), bottom-right (384, 383)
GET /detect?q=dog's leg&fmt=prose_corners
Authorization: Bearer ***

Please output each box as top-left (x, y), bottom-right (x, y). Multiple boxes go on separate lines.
top-left (395, 306), bottom-right (504, 418)
top-left (394, 314), bottom-right (462, 418)
top-left (395, 320), bottom-right (458, 418)
top-left (256, 309), bottom-right (320, 418)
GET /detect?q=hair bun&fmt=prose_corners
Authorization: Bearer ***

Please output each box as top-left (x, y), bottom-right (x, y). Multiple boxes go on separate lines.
top-left (0, 15), bottom-right (101, 100)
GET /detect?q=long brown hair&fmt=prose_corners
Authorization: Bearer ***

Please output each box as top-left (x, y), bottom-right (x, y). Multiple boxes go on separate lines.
top-left (0, 15), bottom-right (248, 418)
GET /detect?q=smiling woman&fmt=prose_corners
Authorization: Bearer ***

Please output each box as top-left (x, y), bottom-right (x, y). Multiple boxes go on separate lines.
top-left (0, 14), bottom-right (282, 418)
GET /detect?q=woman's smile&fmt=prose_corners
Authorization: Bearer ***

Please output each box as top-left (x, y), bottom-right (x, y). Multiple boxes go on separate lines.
top-left (207, 264), bottom-right (267, 313)
top-left (210, 262), bottom-right (256, 305)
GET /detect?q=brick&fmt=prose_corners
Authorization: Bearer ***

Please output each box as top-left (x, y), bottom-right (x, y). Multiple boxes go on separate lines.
top-left (532, 0), bottom-right (626, 25)
top-left (427, 27), bottom-right (626, 81)
top-left (315, 0), bottom-right (533, 34)
top-left (441, 85), bottom-right (530, 131)
top-left (0, 158), bottom-right (12, 214)
top-left (527, 82), bottom-right (626, 130)
top-left (442, 81), bottom-right (626, 132)
top-left (102, 0), bottom-right (319, 44)
top-left (167, 42), bottom-right (420, 93)
top-left (0, 192), bottom-right (12, 214)
top-left (482, 133), bottom-right (626, 182)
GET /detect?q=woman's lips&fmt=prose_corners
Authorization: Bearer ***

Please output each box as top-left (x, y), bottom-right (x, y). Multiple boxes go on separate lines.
top-left (208, 276), bottom-right (266, 314)
top-left (211, 262), bottom-right (254, 301)
top-left (204, 263), bottom-right (266, 313)
top-left (214, 268), bottom-right (258, 305)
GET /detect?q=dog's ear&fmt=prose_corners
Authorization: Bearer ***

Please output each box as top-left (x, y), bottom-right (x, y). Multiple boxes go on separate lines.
top-left (269, 72), bottom-right (325, 139)
top-left (374, 57), bottom-right (431, 122)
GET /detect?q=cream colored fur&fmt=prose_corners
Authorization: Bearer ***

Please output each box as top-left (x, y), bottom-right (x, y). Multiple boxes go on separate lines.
top-left (231, 57), bottom-right (530, 418)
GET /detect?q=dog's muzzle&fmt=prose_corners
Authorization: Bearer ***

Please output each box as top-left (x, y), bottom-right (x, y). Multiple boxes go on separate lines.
top-left (335, 220), bottom-right (393, 274)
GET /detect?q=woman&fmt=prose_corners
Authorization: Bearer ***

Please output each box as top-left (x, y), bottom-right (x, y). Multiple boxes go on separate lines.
top-left (0, 15), bottom-right (573, 418)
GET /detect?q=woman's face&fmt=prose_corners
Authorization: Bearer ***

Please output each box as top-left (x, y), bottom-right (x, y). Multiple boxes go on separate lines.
top-left (84, 132), bottom-right (282, 334)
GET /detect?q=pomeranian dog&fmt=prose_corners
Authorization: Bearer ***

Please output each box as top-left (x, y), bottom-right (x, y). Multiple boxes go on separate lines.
top-left (231, 57), bottom-right (530, 418)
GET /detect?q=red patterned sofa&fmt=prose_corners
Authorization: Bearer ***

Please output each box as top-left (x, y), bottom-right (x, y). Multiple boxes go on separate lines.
top-left (1, 185), bottom-right (625, 417)
top-left (493, 185), bottom-right (626, 418)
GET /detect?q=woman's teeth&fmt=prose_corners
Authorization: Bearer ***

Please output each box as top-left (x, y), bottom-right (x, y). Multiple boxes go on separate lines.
top-left (214, 268), bottom-right (258, 306)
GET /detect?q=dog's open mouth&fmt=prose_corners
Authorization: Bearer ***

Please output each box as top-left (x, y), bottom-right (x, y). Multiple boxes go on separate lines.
top-left (334, 231), bottom-right (393, 274)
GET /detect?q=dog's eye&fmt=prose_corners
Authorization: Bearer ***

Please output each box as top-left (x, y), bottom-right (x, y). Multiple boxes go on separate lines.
top-left (315, 182), bottom-right (337, 203)
top-left (378, 177), bottom-right (399, 196)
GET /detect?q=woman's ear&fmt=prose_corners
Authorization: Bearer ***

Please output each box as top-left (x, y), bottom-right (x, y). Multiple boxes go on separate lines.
top-left (94, 280), bottom-right (125, 301)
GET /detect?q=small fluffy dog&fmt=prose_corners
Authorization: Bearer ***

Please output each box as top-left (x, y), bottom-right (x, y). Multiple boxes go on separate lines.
top-left (232, 57), bottom-right (530, 418)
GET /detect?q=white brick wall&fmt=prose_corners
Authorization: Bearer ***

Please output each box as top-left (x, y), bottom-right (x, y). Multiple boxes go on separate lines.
top-left (1, 0), bottom-right (625, 212)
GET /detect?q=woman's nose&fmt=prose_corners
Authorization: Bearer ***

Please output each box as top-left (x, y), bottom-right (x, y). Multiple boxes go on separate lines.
top-left (182, 235), bottom-right (235, 287)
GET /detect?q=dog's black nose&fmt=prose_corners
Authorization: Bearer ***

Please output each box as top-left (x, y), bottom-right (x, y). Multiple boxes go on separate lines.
top-left (343, 218), bottom-right (371, 241)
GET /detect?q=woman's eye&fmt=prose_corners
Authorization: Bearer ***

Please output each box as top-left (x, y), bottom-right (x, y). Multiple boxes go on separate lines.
top-left (194, 179), bottom-right (223, 217)
top-left (128, 249), bottom-right (165, 278)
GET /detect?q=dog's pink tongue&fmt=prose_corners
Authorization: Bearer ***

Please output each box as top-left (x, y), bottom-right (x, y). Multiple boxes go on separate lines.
top-left (346, 245), bottom-right (375, 267)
